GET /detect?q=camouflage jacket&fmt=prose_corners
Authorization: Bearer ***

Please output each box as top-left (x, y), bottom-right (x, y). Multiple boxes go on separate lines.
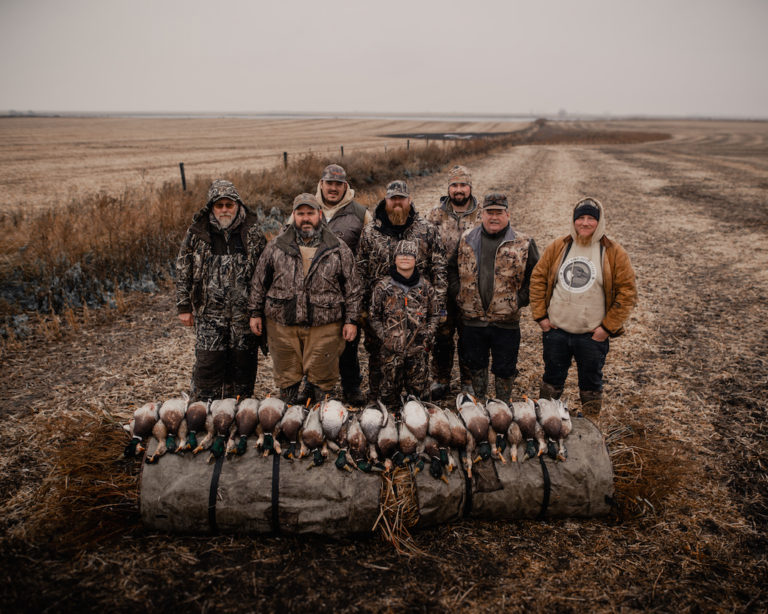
top-left (369, 272), bottom-right (437, 355)
top-left (449, 225), bottom-right (539, 325)
top-left (426, 195), bottom-right (482, 257)
top-left (248, 224), bottom-right (362, 327)
top-left (175, 204), bottom-right (266, 318)
top-left (357, 201), bottom-right (447, 312)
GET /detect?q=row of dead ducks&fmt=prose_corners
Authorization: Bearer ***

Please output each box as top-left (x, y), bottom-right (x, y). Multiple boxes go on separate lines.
top-left (123, 393), bottom-right (572, 481)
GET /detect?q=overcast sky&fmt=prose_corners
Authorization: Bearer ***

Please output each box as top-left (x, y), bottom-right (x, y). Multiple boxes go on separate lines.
top-left (1, 0), bottom-right (766, 118)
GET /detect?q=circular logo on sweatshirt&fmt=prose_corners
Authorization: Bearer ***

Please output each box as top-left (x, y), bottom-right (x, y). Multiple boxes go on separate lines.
top-left (558, 256), bottom-right (597, 293)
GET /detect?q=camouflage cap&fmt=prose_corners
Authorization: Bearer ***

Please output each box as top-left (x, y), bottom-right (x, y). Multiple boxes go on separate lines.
top-left (448, 165), bottom-right (472, 187)
top-left (482, 192), bottom-right (509, 210)
top-left (385, 180), bottom-right (409, 198)
top-left (207, 179), bottom-right (243, 205)
top-left (292, 192), bottom-right (322, 211)
top-left (394, 239), bottom-right (419, 258)
top-left (321, 164), bottom-right (348, 183)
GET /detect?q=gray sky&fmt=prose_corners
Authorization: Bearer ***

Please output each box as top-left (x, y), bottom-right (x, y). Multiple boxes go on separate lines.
top-left (1, 0), bottom-right (766, 118)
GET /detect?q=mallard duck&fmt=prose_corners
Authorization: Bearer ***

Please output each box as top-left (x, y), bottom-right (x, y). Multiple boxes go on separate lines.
top-left (300, 403), bottom-right (327, 467)
top-left (536, 398), bottom-right (564, 459)
top-left (123, 401), bottom-right (160, 457)
top-left (457, 393), bottom-right (492, 462)
top-left (423, 435), bottom-right (450, 484)
top-left (376, 406), bottom-right (399, 472)
top-left (556, 399), bottom-right (573, 461)
top-left (146, 395), bottom-right (188, 463)
top-left (506, 420), bottom-right (523, 463)
top-left (256, 394), bottom-right (285, 456)
top-left (359, 400), bottom-right (387, 464)
top-left (208, 398), bottom-right (238, 460)
top-left (280, 403), bottom-right (308, 460)
top-left (397, 418), bottom-right (420, 468)
top-left (486, 398), bottom-right (514, 463)
top-left (319, 397), bottom-right (349, 445)
top-left (511, 396), bottom-right (542, 460)
top-left (402, 395), bottom-right (429, 441)
top-left (231, 397), bottom-right (259, 455)
top-left (423, 402), bottom-right (453, 472)
top-left (183, 400), bottom-right (209, 451)
top-left (347, 413), bottom-right (375, 471)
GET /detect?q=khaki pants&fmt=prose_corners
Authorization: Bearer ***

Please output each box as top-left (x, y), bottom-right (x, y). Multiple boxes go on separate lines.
top-left (266, 319), bottom-right (345, 390)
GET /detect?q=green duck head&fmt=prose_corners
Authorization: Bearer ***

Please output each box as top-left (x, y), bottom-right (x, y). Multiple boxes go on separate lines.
top-left (124, 437), bottom-right (141, 458)
top-left (335, 449), bottom-right (349, 471)
top-left (188, 431), bottom-right (199, 449)
top-left (477, 441), bottom-right (492, 461)
top-left (546, 439), bottom-right (558, 460)
top-left (312, 449), bottom-right (325, 466)
top-left (211, 436), bottom-right (226, 459)
top-left (525, 439), bottom-right (538, 459)
top-left (165, 434), bottom-right (177, 453)
top-left (236, 436), bottom-right (248, 456)
top-left (262, 433), bottom-right (274, 452)
top-left (429, 458), bottom-right (443, 480)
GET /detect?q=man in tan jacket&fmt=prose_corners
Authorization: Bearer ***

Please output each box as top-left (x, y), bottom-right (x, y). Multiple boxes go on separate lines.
top-left (529, 197), bottom-right (637, 417)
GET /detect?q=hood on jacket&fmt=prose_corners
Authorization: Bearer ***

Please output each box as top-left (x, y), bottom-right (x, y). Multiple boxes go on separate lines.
top-left (315, 180), bottom-right (356, 220)
top-left (570, 197), bottom-right (606, 245)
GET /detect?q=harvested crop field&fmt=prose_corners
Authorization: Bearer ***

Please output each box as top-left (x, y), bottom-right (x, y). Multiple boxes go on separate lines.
top-left (1, 118), bottom-right (767, 612)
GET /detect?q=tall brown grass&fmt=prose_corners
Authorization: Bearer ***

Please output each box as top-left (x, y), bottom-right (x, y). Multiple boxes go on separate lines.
top-left (0, 132), bottom-right (527, 321)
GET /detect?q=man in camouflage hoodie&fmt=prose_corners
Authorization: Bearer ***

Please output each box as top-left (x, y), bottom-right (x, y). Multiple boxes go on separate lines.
top-left (426, 165), bottom-right (482, 400)
top-left (357, 180), bottom-right (447, 400)
top-left (176, 179), bottom-right (266, 401)
top-left (369, 240), bottom-right (438, 408)
top-left (249, 193), bottom-right (362, 403)
top-left (448, 192), bottom-right (539, 401)
top-left (287, 164), bottom-right (372, 405)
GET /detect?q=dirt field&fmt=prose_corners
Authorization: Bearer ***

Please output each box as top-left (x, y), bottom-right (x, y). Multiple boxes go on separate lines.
top-left (1, 118), bottom-right (767, 612)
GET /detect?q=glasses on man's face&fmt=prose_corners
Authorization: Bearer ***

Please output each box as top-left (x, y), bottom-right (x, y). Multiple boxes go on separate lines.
top-left (213, 201), bottom-right (237, 209)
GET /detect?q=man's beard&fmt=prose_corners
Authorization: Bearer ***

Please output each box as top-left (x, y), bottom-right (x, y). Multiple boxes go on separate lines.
top-left (450, 193), bottom-right (469, 208)
top-left (297, 222), bottom-right (321, 240)
top-left (387, 206), bottom-right (409, 226)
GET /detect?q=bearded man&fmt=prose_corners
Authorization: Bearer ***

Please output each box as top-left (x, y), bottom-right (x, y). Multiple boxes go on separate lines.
top-left (529, 197), bottom-right (637, 417)
top-left (176, 179), bottom-right (266, 401)
top-left (248, 193), bottom-right (362, 403)
top-left (426, 165), bottom-right (482, 399)
top-left (357, 180), bottom-right (447, 400)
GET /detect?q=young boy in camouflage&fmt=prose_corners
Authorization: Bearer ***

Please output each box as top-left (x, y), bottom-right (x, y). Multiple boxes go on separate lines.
top-left (369, 240), bottom-right (438, 409)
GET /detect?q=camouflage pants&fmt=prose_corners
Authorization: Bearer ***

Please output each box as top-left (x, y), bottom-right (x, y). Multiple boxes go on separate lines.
top-left (192, 314), bottom-right (258, 401)
top-left (378, 348), bottom-right (430, 409)
top-left (431, 297), bottom-right (470, 385)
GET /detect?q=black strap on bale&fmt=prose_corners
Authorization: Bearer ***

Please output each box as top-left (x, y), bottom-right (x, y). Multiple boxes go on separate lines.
top-left (537, 455), bottom-right (552, 520)
top-left (208, 454), bottom-right (225, 534)
top-left (270, 452), bottom-right (281, 534)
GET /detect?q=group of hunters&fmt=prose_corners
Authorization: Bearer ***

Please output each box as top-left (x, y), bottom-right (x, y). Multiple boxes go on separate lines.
top-left (175, 164), bottom-right (637, 419)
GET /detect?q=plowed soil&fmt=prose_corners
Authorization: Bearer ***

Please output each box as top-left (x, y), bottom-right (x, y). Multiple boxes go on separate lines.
top-left (1, 118), bottom-right (766, 613)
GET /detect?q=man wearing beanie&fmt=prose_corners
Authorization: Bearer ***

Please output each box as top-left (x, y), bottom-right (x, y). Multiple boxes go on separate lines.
top-left (248, 193), bottom-right (362, 404)
top-left (529, 197), bottom-right (637, 418)
top-left (176, 179), bottom-right (266, 401)
top-left (448, 191), bottom-right (539, 402)
top-left (357, 179), bottom-right (447, 401)
top-left (426, 165), bottom-right (482, 399)
top-left (369, 239), bottom-right (438, 408)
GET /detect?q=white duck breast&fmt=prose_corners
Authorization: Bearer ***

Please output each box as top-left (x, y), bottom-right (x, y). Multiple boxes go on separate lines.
top-left (377, 407), bottom-right (399, 459)
top-left (185, 401), bottom-right (209, 450)
top-left (280, 404), bottom-right (307, 443)
top-left (258, 396), bottom-right (286, 432)
top-left (320, 398), bottom-right (348, 442)
top-left (556, 400), bottom-right (573, 461)
top-left (445, 409), bottom-right (468, 449)
top-left (123, 401), bottom-right (160, 457)
top-left (359, 401), bottom-right (387, 443)
top-left (402, 395), bottom-right (430, 440)
top-left (159, 397), bottom-right (188, 438)
top-left (301, 405), bottom-right (324, 450)
top-left (235, 398), bottom-right (260, 438)
top-left (486, 398), bottom-right (514, 434)
top-left (347, 413), bottom-right (367, 460)
top-left (211, 398), bottom-right (238, 436)
top-left (536, 398), bottom-right (563, 441)
top-left (456, 393), bottom-right (490, 442)
top-left (424, 401), bottom-right (452, 447)
top-left (397, 419), bottom-right (419, 456)
top-left (511, 398), bottom-right (538, 440)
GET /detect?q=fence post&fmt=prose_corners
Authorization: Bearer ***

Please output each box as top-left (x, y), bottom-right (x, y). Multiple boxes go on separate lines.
top-left (340, 145), bottom-right (344, 158)
top-left (283, 152), bottom-right (288, 168)
top-left (179, 162), bottom-right (186, 191)
top-left (407, 139), bottom-right (410, 151)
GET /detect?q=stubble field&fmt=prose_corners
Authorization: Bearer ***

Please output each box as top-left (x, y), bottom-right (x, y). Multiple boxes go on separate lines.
top-left (1, 117), bottom-right (767, 612)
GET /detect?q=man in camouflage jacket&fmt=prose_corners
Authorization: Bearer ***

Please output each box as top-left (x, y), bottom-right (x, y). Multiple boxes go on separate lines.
top-left (176, 179), bottom-right (266, 401)
top-left (249, 193), bottom-right (362, 403)
top-left (448, 192), bottom-right (539, 401)
top-left (357, 180), bottom-right (447, 400)
top-left (426, 165), bottom-right (482, 399)
top-left (287, 164), bottom-right (372, 404)
top-left (369, 240), bottom-right (438, 408)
